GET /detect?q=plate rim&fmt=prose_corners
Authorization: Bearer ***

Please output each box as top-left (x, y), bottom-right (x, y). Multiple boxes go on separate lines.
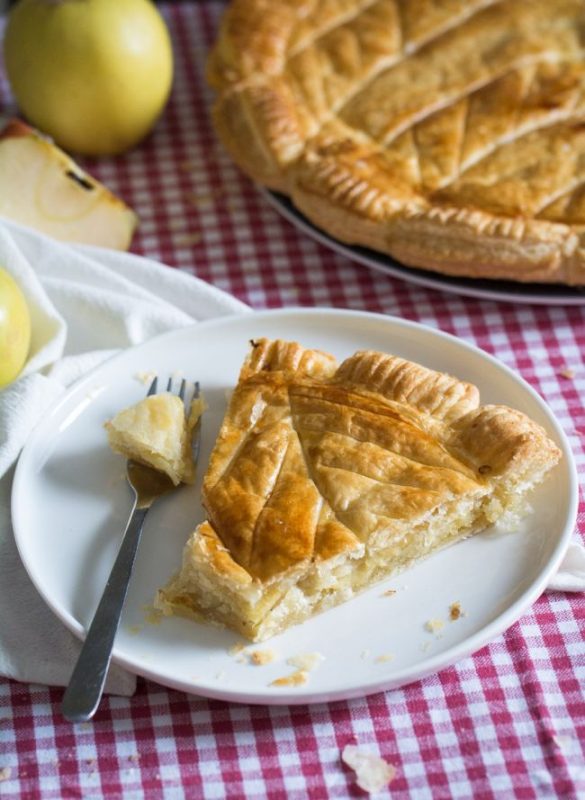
top-left (262, 189), bottom-right (585, 307)
top-left (11, 307), bottom-right (579, 704)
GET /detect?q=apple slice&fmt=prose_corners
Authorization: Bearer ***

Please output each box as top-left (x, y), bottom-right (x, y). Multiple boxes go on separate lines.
top-left (0, 119), bottom-right (138, 249)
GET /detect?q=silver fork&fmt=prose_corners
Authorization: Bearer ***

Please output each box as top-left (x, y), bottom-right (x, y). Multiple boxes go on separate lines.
top-left (61, 377), bottom-right (201, 722)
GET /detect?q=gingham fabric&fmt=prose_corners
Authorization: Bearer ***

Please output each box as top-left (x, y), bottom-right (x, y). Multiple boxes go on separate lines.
top-left (1, 4), bottom-right (584, 798)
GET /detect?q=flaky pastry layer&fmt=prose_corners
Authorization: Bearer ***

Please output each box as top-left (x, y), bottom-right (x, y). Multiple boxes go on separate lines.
top-left (106, 393), bottom-right (202, 485)
top-left (156, 339), bottom-right (561, 641)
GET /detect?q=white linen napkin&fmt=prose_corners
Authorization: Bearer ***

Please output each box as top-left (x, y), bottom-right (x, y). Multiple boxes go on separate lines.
top-left (546, 543), bottom-right (585, 592)
top-left (0, 217), bottom-right (249, 696)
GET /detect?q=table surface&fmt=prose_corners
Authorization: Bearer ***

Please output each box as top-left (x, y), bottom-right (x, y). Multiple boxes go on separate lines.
top-left (1, 4), bottom-right (584, 798)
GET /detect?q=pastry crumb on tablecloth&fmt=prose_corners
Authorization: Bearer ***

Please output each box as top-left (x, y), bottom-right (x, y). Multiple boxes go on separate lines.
top-left (342, 745), bottom-right (395, 794)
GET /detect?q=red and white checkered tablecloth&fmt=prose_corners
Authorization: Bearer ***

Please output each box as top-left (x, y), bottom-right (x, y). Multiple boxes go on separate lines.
top-left (1, 3), bottom-right (584, 798)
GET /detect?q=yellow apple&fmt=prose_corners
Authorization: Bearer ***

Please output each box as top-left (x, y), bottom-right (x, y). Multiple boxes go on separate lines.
top-left (0, 267), bottom-right (31, 389)
top-left (3, 0), bottom-right (173, 157)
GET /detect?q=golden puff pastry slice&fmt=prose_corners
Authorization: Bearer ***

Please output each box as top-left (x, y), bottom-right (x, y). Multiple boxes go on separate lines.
top-left (208, 0), bottom-right (585, 285)
top-left (105, 392), bottom-right (204, 486)
top-left (155, 339), bottom-right (561, 641)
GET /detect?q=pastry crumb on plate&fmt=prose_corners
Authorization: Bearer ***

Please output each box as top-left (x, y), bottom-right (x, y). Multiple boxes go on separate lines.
top-left (449, 602), bottom-right (465, 620)
top-left (270, 669), bottom-right (308, 687)
top-left (126, 624), bottom-right (143, 636)
top-left (286, 652), bottom-right (325, 672)
top-left (425, 618), bottom-right (445, 634)
top-left (249, 648), bottom-right (277, 666)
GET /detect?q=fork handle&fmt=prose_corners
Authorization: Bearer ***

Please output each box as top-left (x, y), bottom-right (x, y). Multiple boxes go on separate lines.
top-left (61, 503), bottom-right (149, 722)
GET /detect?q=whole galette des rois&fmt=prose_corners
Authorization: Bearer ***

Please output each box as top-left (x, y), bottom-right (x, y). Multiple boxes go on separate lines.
top-left (208, 0), bottom-right (585, 285)
top-left (155, 339), bottom-right (561, 642)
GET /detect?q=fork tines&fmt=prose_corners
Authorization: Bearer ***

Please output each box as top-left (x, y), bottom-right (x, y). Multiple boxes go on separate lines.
top-left (147, 376), bottom-right (199, 404)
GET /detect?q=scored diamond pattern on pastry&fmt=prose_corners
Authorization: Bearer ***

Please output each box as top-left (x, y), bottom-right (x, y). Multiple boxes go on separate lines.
top-left (209, 0), bottom-right (585, 284)
top-left (201, 339), bottom-right (549, 580)
top-left (204, 374), bottom-right (483, 582)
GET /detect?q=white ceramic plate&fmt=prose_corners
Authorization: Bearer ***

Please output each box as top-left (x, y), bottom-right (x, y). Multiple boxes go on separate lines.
top-left (263, 190), bottom-right (585, 306)
top-left (12, 309), bottom-right (577, 705)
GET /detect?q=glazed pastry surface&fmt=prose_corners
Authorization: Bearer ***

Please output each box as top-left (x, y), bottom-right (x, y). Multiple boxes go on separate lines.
top-left (208, 0), bottom-right (585, 285)
top-left (156, 339), bottom-right (561, 641)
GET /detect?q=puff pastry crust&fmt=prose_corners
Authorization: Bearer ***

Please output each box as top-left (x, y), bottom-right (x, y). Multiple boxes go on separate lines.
top-left (106, 393), bottom-right (202, 486)
top-left (156, 339), bottom-right (561, 641)
top-left (208, 0), bottom-right (585, 285)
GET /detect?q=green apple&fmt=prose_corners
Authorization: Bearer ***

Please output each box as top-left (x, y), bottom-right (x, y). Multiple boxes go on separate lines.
top-left (0, 266), bottom-right (31, 388)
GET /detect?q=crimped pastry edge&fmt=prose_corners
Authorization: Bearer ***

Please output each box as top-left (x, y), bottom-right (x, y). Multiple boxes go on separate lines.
top-left (211, 90), bottom-right (585, 284)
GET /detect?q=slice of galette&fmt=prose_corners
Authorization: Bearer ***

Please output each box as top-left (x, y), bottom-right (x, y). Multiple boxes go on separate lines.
top-left (155, 338), bottom-right (560, 641)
